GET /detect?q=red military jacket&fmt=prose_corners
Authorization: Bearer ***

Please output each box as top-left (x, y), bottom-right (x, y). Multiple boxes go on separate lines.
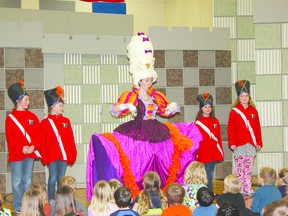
top-left (195, 116), bottom-right (224, 163)
top-left (40, 114), bottom-right (77, 166)
top-left (227, 103), bottom-right (263, 148)
top-left (5, 109), bottom-right (41, 162)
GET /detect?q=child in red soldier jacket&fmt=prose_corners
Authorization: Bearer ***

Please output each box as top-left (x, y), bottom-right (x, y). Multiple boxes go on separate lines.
top-left (195, 93), bottom-right (224, 191)
top-left (40, 86), bottom-right (77, 204)
top-left (5, 81), bottom-right (41, 213)
top-left (227, 80), bottom-right (263, 196)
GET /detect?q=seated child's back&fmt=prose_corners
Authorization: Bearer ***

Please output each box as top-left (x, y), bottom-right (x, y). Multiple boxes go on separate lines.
top-left (193, 187), bottom-right (217, 216)
top-left (161, 183), bottom-right (191, 216)
top-left (249, 167), bottom-right (282, 215)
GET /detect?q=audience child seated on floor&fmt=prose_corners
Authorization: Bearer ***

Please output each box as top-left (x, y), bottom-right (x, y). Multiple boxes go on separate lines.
top-left (161, 183), bottom-right (191, 216)
top-left (110, 186), bottom-right (139, 216)
top-left (193, 186), bottom-right (217, 216)
top-left (55, 186), bottom-right (84, 216)
top-left (217, 202), bottom-right (240, 216)
top-left (51, 176), bottom-right (87, 216)
top-left (262, 199), bottom-right (288, 216)
top-left (20, 188), bottom-right (45, 216)
top-left (247, 166), bottom-right (282, 216)
top-left (109, 179), bottom-right (123, 212)
top-left (29, 184), bottom-right (50, 216)
top-left (132, 172), bottom-right (167, 215)
top-left (277, 168), bottom-right (288, 198)
top-left (88, 180), bottom-right (119, 216)
top-left (216, 174), bottom-right (247, 216)
top-left (182, 161), bottom-right (208, 212)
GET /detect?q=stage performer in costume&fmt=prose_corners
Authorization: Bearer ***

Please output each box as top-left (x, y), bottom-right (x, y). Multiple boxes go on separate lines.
top-left (5, 81), bottom-right (42, 213)
top-left (86, 32), bottom-right (202, 200)
top-left (195, 93), bottom-right (224, 191)
top-left (40, 86), bottom-right (77, 203)
top-left (227, 80), bottom-right (263, 196)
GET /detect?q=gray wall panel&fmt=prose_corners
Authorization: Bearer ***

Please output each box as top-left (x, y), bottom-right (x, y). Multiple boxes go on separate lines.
top-left (40, 0), bottom-right (75, 12)
top-left (254, 0), bottom-right (288, 23)
top-left (0, 8), bottom-right (133, 36)
top-left (0, 21), bottom-right (43, 48)
top-left (149, 26), bottom-right (231, 50)
top-left (43, 34), bottom-right (131, 54)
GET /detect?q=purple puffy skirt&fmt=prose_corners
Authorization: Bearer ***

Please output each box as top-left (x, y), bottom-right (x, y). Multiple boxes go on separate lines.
top-left (86, 120), bottom-right (202, 201)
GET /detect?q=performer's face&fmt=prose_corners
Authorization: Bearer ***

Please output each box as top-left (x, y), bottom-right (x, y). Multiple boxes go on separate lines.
top-left (51, 102), bottom-right (64, 115)
top-left (239, 92), bottom-right (249, 106)
top-left (139, 77), bottom-right (153, 90)
top-left (17, 95), bottom-right (30, 110)
top-left (202, 104), bottom-right (212, 117)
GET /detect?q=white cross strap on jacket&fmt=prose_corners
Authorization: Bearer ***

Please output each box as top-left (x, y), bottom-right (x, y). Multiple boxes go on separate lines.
top-left (8, 114), bottom-right (42, 158)
top-left (48, 118), bottom-right (67, 161)
top-left (195, 120), bottom-right (224, 157)
top-left (232, 107), bottom-right (257, 146)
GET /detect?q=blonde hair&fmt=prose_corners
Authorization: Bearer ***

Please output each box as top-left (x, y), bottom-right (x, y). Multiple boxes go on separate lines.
top-left (20, 188), bottom-right (45, 216)
top-left (232, 96), bottom-right (256, 108)
top-left (259, 167), bottom-right (277, 185)
top-left (55, 186), bottom-right (77, 216)
top-left (137, 172), bottom-right (167, 216)
top-left (278, 168), bottom-right (288, 184)
top-left (224, 175), bottom-right (241, 194)
top-left (29, 184), bottom-right (48, 204)
top-left (184, 161), bottom-right (208, 185)
top-left (109, 178), bottom-right (122, 199)
top-left (60, 176), bottom-right (77, 191)
top-left (90, 180), bottom-right (112, 216)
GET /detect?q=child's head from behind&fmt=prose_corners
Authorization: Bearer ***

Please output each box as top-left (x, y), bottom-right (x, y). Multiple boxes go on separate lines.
top-left (137, 172), bottom-right (167, 215)
top-left (262, 199), bottom-right (288, 216)
top-left (21, 188), bottom-right (45, 216)
top-left (224, 175), bottom-right (241, 194)
top-left (184, 161), bottom-right (208, 185)
top-left (197, 187), bottom-right (214, 207)
top-left (165, 183), bottom-right (185, 205)
top-left (60, 176), bottom-right (77, 191)
top-left (142, 171), bottom-right (161, 191)
top-left (109, 178), bottom-right (122, 199)
top-left (55, 185), bottom-right (76, 216)
top-left (30, 183), bottom-right (48, 203)
top-left (217, 202), bottom-right (240, 216)
top-left (114, 186), bottom-right (132, 208)
top-left (259, 167), bottom-right (277, 185)
top-left (278, 168), bottom-right (288, 185)
top-left (90, 180), bottom-right (112, 214)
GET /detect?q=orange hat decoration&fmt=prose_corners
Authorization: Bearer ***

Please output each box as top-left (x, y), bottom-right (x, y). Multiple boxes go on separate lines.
top-left (196, 92), bottom-right (213, 109)
top-left (44, 86), bottom-right (65, 107)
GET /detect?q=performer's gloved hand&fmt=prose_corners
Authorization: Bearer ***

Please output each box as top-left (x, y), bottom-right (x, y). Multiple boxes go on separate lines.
top-left (119, 103), bottom-right (137, 117)
top-left (165, 102), bottom-right (178, 114)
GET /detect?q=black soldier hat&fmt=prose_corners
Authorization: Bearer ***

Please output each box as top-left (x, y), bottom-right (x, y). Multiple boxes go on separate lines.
top-left (196, 92), bottom-right (213, 109)
top-left (235, 80), bottom-right (250, 96)
top-left (8, 80), bottom-right (29, 103)
top-left (44, 86), bottom-right (64, 107)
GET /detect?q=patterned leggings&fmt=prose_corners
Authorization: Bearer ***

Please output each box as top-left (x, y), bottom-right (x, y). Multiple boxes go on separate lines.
top-left (234, 155), bottom-right (254, 194)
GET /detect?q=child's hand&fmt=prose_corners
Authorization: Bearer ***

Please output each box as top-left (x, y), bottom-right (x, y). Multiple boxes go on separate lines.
top-left (230, 145), bottom-right (237, 151)
top-left (256, 145), bottom-right (262, 151)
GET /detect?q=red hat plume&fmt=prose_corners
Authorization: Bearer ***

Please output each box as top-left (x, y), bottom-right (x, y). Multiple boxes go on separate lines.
top-left (55, 86), bottom-right (64, 100)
